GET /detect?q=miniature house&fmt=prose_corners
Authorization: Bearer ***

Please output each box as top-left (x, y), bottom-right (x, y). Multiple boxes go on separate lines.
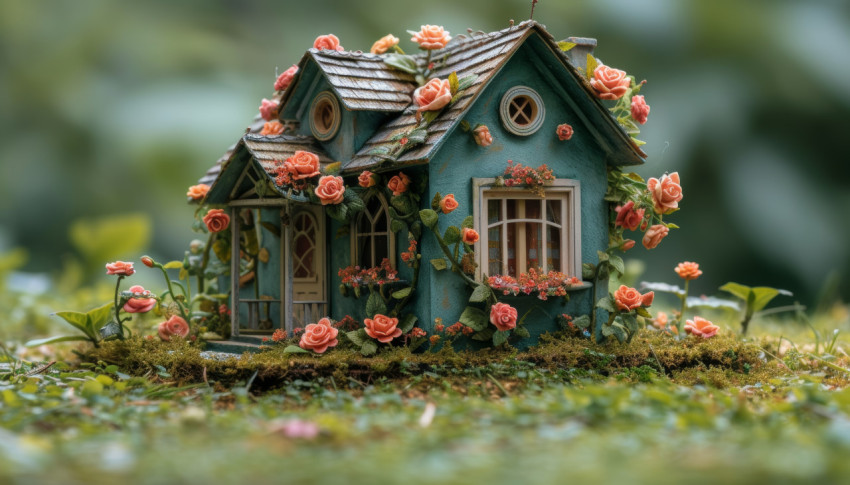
top-left (197, 21), bottom-right (646, 349)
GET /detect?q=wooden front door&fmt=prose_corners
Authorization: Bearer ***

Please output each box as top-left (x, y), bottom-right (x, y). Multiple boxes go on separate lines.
top-left (289, 205), bottom-right (327, 327)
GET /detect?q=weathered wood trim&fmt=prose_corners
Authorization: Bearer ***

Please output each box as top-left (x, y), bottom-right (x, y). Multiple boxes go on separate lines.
top-left (230, 206), bottom-right (241, 337)
top-left (279, 207), bottom-right (287, 332)
top-left (230, 198), bottom-right (286, 207)
top-left (284, 206), bottom-right (294, 334)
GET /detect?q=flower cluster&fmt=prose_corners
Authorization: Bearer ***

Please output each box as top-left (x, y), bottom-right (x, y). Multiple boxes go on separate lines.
top-left (501, 160), bottom-right (555, 197)
top-left (609, 171), bottom-right (683, 251)
top-left (445, 321), bottom-right (474, 336)
top-left (401, 239), bottom-right (418, 266)
top-left (338, 259), bottom-right (398, 288)
top-left (486, 268), bottom-right (582, 300)
top-left (334, 315), bottom-right (360, 332)
top-left (274, 150), bottom-right (321, 190)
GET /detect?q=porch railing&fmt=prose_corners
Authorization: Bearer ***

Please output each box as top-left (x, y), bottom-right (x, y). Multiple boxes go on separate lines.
top-left (291, 300), bottom-right (328, 329)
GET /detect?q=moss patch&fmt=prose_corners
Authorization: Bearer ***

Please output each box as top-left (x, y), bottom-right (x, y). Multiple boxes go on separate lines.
top-left (82, 331), bottom-right (787, 391)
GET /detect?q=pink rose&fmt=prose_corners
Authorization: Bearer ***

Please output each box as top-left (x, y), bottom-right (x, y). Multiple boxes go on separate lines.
top-left (123, 285), bottom-right (156, 313)
top-left (647, 172), bottom-right (683, 214)
top-left (370, 34), bottom-right (399, 54)
top-left (299, 318), bottom-right (339, 353)
top-left (473, 125), bottom-right (493, 147)
top-left (439, 194), bottom-right (459, 214)
top-left (315, 175), bottom-right (345, 205)
top-left (284, 151), bottom-right (321, 180)
top-left (387, 172), bottom-right (410, 196)
top-left (489, 302), bottom-right (518, 331)
top-left (613, 285), bottom-right (654, 312)
top-left (630, 95), bottom-right (650, 124)
top-left (158, 315), bottom-right (190, 341)
top-left (556, 124), bottom-right (574, 141)
top-left (106, 261), bottom-right (134, 276)
top-left (259, 98), bottom-right (279, 121)
top-left (274, 65), bottom-right (298, 92)
top-left (364, 314), bottom-right (402, 343)
top-left (410, 25), bottom-right (451, 50)
top-left (413, 78), bottom-right (452, 113)
top-left (622, 239), bottom-right (636, 251)
top-left (313, 34), bottom-right (343, 51)
top-left (642, 224), bottom-right (669, 249)
top-left (614, 200), bottom-right (645, 231)
top-left (590, 64), bottom-right (631, 100)
top-left (358, 170), bottom-right (377, 188)
top-left (685, 316), bottom-right (719, 339)
top-left (461, 228), bottom-right (479, 245)
top-left (203, 209), bottom-right (230, 233)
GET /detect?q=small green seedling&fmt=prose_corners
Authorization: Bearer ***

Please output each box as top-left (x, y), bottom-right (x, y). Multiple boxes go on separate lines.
top-left (719, 282), bottom-right (792, 335)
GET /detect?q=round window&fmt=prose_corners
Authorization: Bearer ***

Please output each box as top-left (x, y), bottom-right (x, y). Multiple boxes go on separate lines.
top-left (500, 86), bottom-right (545, 136)
top-left (309, 91), bottom-right (340, 141)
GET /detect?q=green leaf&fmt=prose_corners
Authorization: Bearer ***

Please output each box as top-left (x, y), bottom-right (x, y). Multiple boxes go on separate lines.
top-left (325, 203), bottom-right (351, 223)
top-left (558, 41), bottom-right (577, 52)
top-left (469, 285), bottom-right (492, 303)
top-left (406, 128), bottom-right (428, 146)
top-left (596, 296), bottom-right (616, 313)
top-left (459, 120), bottom-right (471, 132)
top-left (430, 258), bottom-right (448, 271)
top-left (399, 314), bottom-right (418, 334)
top-left (448, 71), bottom-right (459, 95)
top-left (391, 194), bottom-right (414, 216)
top-left (323, 161), bottom-right (342, 175)
top-left (53, 311), bottom-right (91, 336)
top-left (443, 226), bottom-right (460, 245)
top-left (471, 327), bottom-right (495, 341)
top-left (346, 329), bottom-right (367, 347)
top-left (635, 307), bottom-right (653, 319)
top-left (513, 326), bottom-right (530, 339)
top-left (459, 306), bottom-right (488, 331)
top-left (383, 53), bottom-right (419, 74)
top-left (456, 75), bottom-right (476, 92)
top-left (719, 282), bottom-right (752, 302)
top-left (86, 302), bottom-right (115, 333)
top-left (597, 250), bottom-right (609, 262)
top-left (360, 340), bottom-right (378, 356)
top-left (344, 189), bottom-right (366, 214)
top-left (365, 291), bottom-right (387, 318)
top-left (390, 219), bottom-right (406, 234)
top-left (492, 330), bottom-right (509, 346)
top-left (582, 263), bottom-right (597, 280)
top-left (25, 335), bottom-right (93, 347)
top-left (163, 261), bottom-right (184, 269)
top-left (283, 345), bottom-right (309, 354)
top-left (422, 110), bottom-right (440, 124)
top-left (586, 55), bottom-right (598, 80)
top-left (461, 215), bottom-right (474, 229)
top-left (572, 315), bottom-right (591, 330)
top-left (602, 324), bottom-right (615, 337)
top-left (431, 192), bottom-right (442, 211)
top-left (391, 287), bottom-right (412, 299)
top-left (212, 239), bottom-right (231, 263)
top-left (750, 287), bottom-right (783, 313)
top-left (419, 209), bottom-right (438, 229)
top-left (609, 255), bottom-right (625, 275)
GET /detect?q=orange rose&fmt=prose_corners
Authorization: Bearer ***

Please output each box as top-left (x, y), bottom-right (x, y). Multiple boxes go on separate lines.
top-left (642, 224), bottom-right (668, 249)
top-left (370, 34), bottom-right (399, 54)
top-left (631, 95), bottom-right (650, 124)
top-left (473, 125), bottom-right (493, 147)
top-left (186, 184), bottom-right (210, 200)
top-left (203, 209), bottom-right (230, 233)
top-left (364, 314), bottom-right (402, 343)
top-left (461, 228), bottom-right (479, 244)
top-left (259, 98), bottom-right (279, 121)
top-left (613, 285), bottom-right (654, 312)
top-left (557, 123), bottom-right (574, 141)
top-left (315, 175), bottom-right (345, 205)
top-left (313, 34), bottom-right (343, 51)
top-left (274, 65), bottom-right (298, 92)
top-left (413, 78), bottom-right (452, 113)
top-left (647, 172), bottom-right (683, 214)
top-left (123, 285), bottom-right (156, 313)
top-left (387, 172), bottom-right (410, 196)
top-left (358, 170), bottom-right (377, 188)
top-left (439, 194), bottom-right (459, 214)
top-left (260, 121), bottom-right (285, 136)
top-left (674, 261), bottom-right (702, 281)
top-left (299, 318), bottom-right (339, 353)
top-left (158, 315), bottom-right (190, 341)
top-left (105, 261), bottom-right (135, 276)
top-left (489, 302), bottom-right (517, 331)
top-left (622, 239), bottom-right (636, 251)
top-left (590, 64), bottom-right (631, 100)
top-left (685, 316), bottom-right (719, 339)
top-left (614, 200), bottom-right (645, 231)
top-left (411, 25), bottom-right (451, 50)
top-left (284, 151), bottom-right (321, 180)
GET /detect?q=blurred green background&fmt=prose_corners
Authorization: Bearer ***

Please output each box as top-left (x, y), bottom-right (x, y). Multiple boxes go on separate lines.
top-left (1, 0), bottom-right (848, 306)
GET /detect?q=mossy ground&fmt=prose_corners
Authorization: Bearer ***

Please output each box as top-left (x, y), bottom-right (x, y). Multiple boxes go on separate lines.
top-left (83, 330), bottom-right (790, 391)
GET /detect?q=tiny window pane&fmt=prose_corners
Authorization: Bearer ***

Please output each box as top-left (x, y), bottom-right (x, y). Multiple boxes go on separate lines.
top-left (546, 199), bottom-right (561, 225)
top-left (487, 199), bottom-right (501, 224)
top-left (547, 225), bottom-right (561, 272)
top-left (506, 222), bottom-right (517, 276)
top-left (526, 221), bottom-right (542, 270)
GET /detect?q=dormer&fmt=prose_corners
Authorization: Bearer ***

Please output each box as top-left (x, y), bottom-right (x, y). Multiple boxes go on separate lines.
top-left (277, 49), bottom-right (417, 162)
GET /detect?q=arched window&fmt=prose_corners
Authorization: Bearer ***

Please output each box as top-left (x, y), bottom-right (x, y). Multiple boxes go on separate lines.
top-left (292, 211), bottom-right (318, 280)
top-left (351, 193), bottom-right (394, 268)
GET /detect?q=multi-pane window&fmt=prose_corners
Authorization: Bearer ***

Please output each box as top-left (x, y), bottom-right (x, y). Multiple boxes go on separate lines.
top-left (474, 179), bottom-right (580, 278)
top-left (352, 193), bottom-right (394, 268)
top-left (292, 211), bottom-right (318, 280)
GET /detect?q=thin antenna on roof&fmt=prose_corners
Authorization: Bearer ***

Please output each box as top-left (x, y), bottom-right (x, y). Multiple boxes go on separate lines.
top-left (530, 0), bottom-right (539, 20)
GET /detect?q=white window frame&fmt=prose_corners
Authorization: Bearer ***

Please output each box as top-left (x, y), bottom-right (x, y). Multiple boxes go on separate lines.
top-left (472, 178), bottom-right (581, 281)
top-left (350, 192), bottom-right (396, 268)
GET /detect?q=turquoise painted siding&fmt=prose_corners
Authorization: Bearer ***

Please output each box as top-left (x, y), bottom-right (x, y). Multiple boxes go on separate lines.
top-left (421, 40), bottom-right (611, 347)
